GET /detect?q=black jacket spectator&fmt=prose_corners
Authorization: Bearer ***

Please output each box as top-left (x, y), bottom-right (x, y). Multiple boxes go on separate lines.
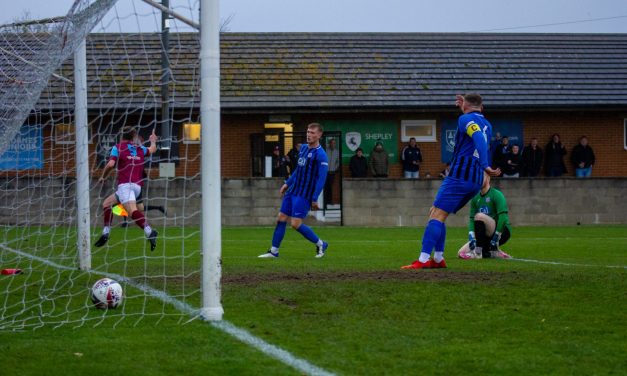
top-left (544, 134), bottom-right (567, 177)
top-left (492, 137), bottom-right (510, 175)
top-left (571, 140), bottom-right (596, 169)
top-left (401, 140), bottom-right (422, 173)
top-left (271, 147), bottom-right (289, 178)
top-left (287, 143), bottom-right (301, 174)
top-left (349, 148), bottom-right (368, 177)
top-left (503, 145), bottom-right (522, 177)
top-left (521, 140), bottom-right (543, 177)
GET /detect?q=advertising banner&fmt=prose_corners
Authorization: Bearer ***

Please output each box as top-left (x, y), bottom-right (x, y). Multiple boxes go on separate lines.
top-left (0, 125), bottom-right (43, 170)
top-left (441, 119), bottom-right (523, 163)
top-left (323, 120), bottom-right (398, 164)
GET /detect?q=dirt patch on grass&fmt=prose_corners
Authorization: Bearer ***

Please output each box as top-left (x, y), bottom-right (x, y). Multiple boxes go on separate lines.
top-left (222, 270), bottom-right (512, 285)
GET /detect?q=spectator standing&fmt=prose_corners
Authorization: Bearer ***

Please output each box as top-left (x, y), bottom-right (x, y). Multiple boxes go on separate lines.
top-left (503, 144), bottom-right (522, 178)
top-left (521, 138), bottom-right (543, 177)
top-left (571, 136), bottom-right (595, 178)
top-left (271, 146), bottom-right (289, 178)
top-left (401, 137), bottom-right (423, 178)
top-left (287, 142), bottom-right (302, 175)
top-left (323, 138), bottom-right (340, 207)
top-left (369, 141), bottom-right (389, 178)
top-left (544, 133), bottom-right (567, 177)
top-left (349, 147), bottom-right (368, 177)
top-left (492, 136), bottom-right (510, 175)
top-left (491, 132), bottom-right (503, 156)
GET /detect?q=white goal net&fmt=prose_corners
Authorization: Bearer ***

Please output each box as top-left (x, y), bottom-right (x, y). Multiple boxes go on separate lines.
top-left (0, 0), bottom-right (220, 330)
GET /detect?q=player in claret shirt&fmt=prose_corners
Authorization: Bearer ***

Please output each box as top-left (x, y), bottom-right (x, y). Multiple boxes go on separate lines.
top-left (95, 126), bottom-right (158, 251)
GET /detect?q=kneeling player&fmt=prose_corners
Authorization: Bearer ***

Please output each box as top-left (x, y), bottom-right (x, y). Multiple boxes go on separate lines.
top-left (458, 174), bottom-right (512, 259)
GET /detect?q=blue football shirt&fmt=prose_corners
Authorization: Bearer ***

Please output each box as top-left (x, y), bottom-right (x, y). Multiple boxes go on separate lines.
top-left (448, 111), bottom-right (493, 185)
top-left (285, 144), bottom-right (329, 202)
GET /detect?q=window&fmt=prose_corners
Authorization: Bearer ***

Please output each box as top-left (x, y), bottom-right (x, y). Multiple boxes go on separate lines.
top-left (54, 123), bottom-right (75, 144)
top-left (183, 123), bottom-right (201, 144)
top-left (401, 120), bottom-right (436, 142)
top-left (264, 122), bottom-right (294, 152)
top-left (624, 119), bottom-right (627, 150)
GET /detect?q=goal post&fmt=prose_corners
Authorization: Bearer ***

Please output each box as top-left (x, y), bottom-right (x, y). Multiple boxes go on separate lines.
top-left (199, 0), bottom-right (224, 321)
top-left (74, 39), bottom-right (91, 271)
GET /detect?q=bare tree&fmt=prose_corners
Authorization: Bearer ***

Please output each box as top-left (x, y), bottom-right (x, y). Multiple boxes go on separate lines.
top-left (2, 10), bottom-right (61, 33)
top-left (220, 13), bottom-right (235, 32)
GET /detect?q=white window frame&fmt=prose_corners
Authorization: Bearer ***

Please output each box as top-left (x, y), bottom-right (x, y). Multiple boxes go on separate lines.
top-left (401, 120), bottom-right (437, 142)
top-left (624, 119), bottom-right (627, 150)
top-left (183, 122), bottom-right (201, 144)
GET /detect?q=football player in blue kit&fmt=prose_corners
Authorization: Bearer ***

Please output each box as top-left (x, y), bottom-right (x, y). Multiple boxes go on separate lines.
top-left (402, 93), bottom-right (501, 269)
top-left (259, 123), bottom-right (330, 258)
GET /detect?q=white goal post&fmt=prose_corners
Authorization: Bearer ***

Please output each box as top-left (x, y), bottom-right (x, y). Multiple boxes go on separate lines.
top-left (199, 0), bottom-right (224, 321)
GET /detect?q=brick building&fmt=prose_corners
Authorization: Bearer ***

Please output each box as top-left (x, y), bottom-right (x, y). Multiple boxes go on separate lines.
top-left (8, 32), bottom-right (627, 177)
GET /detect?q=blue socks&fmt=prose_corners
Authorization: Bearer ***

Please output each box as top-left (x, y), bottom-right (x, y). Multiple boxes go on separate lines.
top-left (271, 221), bottom-right (287, 249)
top-left (435, 222), bottom-right (446, 253)
top-left (419, 219), bottom-right (445, 262)
top-left (296, 224), bottom-right (320, 244)
top-left (271, 222), bottom-right (322, 254)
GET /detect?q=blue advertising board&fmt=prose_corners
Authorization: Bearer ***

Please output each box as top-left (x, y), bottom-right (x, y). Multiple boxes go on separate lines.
top-left (0, 125), bottom-right (43, 170)
top-left (441, 119), bottom-right (523, 163)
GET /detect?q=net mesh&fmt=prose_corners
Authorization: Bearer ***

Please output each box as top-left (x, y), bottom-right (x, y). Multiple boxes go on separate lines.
top-left (0, 0), bottom-right (203, 330)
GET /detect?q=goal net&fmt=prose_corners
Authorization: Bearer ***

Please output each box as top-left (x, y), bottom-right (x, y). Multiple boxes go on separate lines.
top-left (0, 0), bottom-right (216, 330)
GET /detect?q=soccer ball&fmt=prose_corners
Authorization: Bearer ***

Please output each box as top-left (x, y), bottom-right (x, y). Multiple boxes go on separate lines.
top-left (91, 278), bottom-right (123, 309)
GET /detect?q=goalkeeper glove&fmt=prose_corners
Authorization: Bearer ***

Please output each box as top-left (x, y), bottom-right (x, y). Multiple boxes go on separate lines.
top-left (490, 231), bottom-right (501, 251)
top-left (468, 231), bottom-right (476, 251)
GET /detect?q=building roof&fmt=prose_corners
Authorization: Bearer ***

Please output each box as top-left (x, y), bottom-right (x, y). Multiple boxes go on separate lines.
top-left (29, 32), bottom-right (627, 112)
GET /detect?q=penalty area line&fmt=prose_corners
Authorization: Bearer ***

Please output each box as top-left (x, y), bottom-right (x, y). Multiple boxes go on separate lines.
top-left (510, 257), bottom-right (626, 269)
top-left (0, 244), bottom-right (335, 376)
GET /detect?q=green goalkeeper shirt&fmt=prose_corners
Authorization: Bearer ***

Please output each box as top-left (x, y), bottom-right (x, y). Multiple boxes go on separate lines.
top-left (468, 187), bottom-right (512, 234)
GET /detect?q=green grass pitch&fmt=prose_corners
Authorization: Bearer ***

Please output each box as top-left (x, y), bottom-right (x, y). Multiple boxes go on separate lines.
top-left (0, 225), bottom-right (625, 375)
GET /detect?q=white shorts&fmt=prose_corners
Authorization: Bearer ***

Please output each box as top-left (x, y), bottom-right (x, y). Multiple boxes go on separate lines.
top-left (116, 183), bottom-right (141, 204)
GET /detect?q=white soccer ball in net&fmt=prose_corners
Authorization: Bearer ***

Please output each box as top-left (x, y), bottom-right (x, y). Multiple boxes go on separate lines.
top-left (90, 278), bottom-right (124, 309)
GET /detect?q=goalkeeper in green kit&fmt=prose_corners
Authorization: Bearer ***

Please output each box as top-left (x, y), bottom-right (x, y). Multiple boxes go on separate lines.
top-left (458, 173), bottom-right (512, 259)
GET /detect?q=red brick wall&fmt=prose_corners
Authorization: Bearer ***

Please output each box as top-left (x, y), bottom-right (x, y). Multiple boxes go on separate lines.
top-left (515, 112), bottom-right (626, 176)
top-left (151, 114), bottom-right (265, 178)
top-left (95, 111), bottom-right (627, 178)
top-left (7, 111), bottom-right (626, 178)
top-left (388, 111), bottom-right (627, 178)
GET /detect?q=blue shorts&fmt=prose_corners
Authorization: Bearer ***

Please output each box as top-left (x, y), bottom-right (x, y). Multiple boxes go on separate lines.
top-left (433, 177), bottom-right (482, 214)
top-left (280, 193), bottom-right (310, 219)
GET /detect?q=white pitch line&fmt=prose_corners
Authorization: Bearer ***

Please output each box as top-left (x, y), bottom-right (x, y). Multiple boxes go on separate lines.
top-left (0, 244), bottom-right (335, 376)
top-left (510, 257), bottom-right (627, 269)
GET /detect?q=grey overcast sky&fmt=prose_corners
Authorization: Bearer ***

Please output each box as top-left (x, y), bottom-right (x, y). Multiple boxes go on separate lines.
top-left (2, 0), bottom-right (627, 33)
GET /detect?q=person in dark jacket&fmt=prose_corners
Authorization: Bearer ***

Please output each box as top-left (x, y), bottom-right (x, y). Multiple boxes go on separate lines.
top-left (287, 142), bottom-right (302, 175)
top-left (544, 133), bottom-right (567, 177)
top-left (492, 136), bottom-right (510, 176)
top-left (521, 138), bottom-right (543, 177)
top-left (401, 137), bottom-right (423, 178)
top-left (349, 147), bottom-right (368, 177)
top-left (369, 142), bottom-right (389, 178)
top-left (271, 146), bottom-right (289, 178)
top-left (503, 144), bottom-right (522, 178)
top-left (571, 136), bottom-right (596, 178)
